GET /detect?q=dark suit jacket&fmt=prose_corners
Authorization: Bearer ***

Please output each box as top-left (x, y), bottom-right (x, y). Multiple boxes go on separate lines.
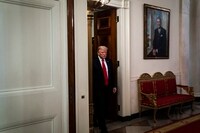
top-left (153, 27), bottom-right (167, 56)
top-left (93, 56), bottom-right (115, 104)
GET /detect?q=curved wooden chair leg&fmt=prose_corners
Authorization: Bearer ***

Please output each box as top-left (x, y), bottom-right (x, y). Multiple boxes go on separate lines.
top-left (191, 101), bottom-right (194, 111)
top-left (179, 104), bottom-right (183, 114)
top-left (139, 106), bottom-right (142, 117)
top-left (153, 109), bottom-right (157, 124)
top-left (167, 106), bottom-right (171, 118)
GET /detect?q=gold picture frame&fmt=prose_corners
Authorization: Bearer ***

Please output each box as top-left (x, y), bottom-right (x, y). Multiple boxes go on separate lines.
top-left (144, 4), bottom-right (170, 59)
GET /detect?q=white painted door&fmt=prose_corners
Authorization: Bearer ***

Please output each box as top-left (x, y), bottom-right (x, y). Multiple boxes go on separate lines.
top-left (0, 0), bottom-right (67, 133)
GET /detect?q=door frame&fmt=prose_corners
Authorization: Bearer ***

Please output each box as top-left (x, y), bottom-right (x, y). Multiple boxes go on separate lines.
top-left (102, 0), bottom-right (132, 117)
top-left (67, 0), bottom-right (76, 133)
top-left (115, 2), bottom-right (131, 117)
top-left (69, 0), bottom-right (131, 132)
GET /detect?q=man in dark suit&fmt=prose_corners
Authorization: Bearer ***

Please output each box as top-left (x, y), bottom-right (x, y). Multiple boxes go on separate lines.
top-left (93, 46), bottom-right (117, 133)
top-left (153, 17), bottom-right (167, 57)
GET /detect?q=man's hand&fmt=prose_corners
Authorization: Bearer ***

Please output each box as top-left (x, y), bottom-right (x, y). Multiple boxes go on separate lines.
top-left (113, 87), bottom-right (117, 94)
top-left (153, 49), bottom-right (158, 56)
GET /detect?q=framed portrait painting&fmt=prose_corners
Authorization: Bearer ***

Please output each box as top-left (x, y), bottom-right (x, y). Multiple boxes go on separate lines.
top-left (144, 4), bottom-right (170, 59)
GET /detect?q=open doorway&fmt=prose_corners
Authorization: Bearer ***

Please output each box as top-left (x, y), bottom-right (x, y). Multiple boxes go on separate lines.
top-left (87, 2), bottom-right (118, 132)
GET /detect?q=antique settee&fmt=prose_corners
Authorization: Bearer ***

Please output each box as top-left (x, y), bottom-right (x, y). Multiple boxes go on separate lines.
top-left (137, 71), bottom-right (194, 123)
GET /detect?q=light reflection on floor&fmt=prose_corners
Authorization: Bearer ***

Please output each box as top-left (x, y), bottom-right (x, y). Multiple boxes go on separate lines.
top-left (94, 102), bottom-right (200, 133)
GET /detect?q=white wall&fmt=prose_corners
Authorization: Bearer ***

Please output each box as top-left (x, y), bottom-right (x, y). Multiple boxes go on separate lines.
top-left (129, 0), bottom-right (180, 114)
top-left (180, 0), bottom-right (190, 86)
top-left (74, 0), bottom-right (89, 133)
top-left (189, 0), bottom-right (200, 97)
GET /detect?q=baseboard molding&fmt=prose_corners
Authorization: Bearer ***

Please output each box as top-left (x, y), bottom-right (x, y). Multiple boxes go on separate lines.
top-left (117, 110), bottom-right (151, 122)
top-left (118, 111), bottom-right (144, 122)
top-left (195, 97), bottom-right (200, 102)
top-left (117, 114), bottom-right (135, 122)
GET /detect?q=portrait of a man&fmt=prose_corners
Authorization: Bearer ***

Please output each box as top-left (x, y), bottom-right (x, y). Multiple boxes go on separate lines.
top-left (152, 17), bottom-right (167, 57)
top-left (144, 4), bottom-right (170, 59)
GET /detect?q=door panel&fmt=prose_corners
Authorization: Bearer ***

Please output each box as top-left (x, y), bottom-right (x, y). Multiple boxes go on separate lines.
top-left (94, 8), bottom-right (118, 120)
top-left (0, 0), bottom-right (63, 132)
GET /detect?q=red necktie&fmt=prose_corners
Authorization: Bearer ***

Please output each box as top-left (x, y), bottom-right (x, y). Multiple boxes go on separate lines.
top-left (102, 59), bottom-right (108, 86)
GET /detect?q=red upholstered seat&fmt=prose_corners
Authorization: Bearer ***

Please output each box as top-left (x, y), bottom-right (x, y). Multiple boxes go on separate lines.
top-left (156, 95), bottom-right (192, 107)
top-left (138, 71), bottom-right (194, 123)
top-left (176, 94), bottom-right (194, 102)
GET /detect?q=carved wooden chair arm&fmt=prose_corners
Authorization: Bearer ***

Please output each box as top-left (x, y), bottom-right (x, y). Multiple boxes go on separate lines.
top-left (177, 84), bottom-right (194, 96)
top-left (140, 92), bottom-right (157, 106)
